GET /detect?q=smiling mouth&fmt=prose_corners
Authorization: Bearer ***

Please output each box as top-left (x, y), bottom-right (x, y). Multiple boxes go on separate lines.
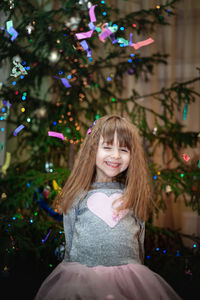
top-left (105, 161), bottom-right (120, 168)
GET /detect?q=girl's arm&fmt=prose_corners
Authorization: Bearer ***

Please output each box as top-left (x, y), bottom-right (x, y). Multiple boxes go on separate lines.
top-left (134, 215), bottom-right (145, 264)
top-left (63, 195), bottom-right (82, 261)
top-left (138, 221), bottom-right (145, 263)
top-left (63, 207), bottom-right (77, 261)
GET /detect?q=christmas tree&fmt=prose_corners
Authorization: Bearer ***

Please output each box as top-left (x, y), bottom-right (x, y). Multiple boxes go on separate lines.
top-left (0, 0), bottom-right (199, 299)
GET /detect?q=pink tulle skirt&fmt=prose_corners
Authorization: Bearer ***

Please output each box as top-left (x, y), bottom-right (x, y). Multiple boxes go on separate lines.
top-left (35, 261), bottom-right (181, 300)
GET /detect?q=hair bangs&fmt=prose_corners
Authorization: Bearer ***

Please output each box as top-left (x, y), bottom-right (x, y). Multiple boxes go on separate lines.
top-left (100, 117), bottom-right (132, 150)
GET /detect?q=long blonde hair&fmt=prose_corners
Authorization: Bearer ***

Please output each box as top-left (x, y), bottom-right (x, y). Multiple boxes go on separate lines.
top-left (56, 115), bottom-right (153, 221)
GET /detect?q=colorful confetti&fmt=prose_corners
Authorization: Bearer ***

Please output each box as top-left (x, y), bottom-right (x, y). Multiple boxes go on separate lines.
top-left (131, 38), bottom-right (154, 50)
top-left (182, 153), bottom-right (190, 162)
top-left (52, 179), bottom-right (61, 192)
top-left (75, 5), bottom-right (154, 52)
top-left (48, 131), bottom-right (65, 140)
top-left (80, 40), bottom-right (92, 57)
top-left (1, 152), bottom-right (11, 175)
top-left (183, 104), bottom-right (187, 121)
top-left (54, 76), bottom-right (71, 88)
top-left (42, 229), bottom-right (52, 243)
top-left (13, 124), bottom-right (25, 136)
top-left (6, 20), bottom-right (18, 41)
top-left (8, 27), bottom-right (18, 41)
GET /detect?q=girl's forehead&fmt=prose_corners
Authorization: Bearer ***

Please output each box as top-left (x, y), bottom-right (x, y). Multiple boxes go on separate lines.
top-left (100, 131), bottom-right (117, 142)
top-left (99, 131), bottom-right (129, 147)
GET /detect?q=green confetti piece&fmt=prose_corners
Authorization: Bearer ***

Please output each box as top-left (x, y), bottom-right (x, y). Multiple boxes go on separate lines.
top-left (183, 104), bottom-right (187, 121)
top-left (198, 160), bottom-right (200, 168)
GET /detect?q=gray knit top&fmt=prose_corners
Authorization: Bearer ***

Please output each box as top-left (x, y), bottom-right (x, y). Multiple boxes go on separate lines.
top-left (63, 182), bottom-right (145, 267)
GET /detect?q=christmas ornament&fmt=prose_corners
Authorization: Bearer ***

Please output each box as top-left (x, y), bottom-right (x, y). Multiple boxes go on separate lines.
top-left (10, 60), bottom-right (28, 78)
top-left (34, 187), bottom-right (62, 221)
top-left (153, 127), bottom-right (157, 135)
top-left (26, 23), bottom-right (34, 34)
top-left (45, 162), bottom-right (54, 173)
top-left (55, 244), bottom-right (65, 260)
top-left (8, 0), bottom-right (14, 9)
top-left (65, 17), bottom-right (81, 30)
top-left (0, 100), bottom-right (11, 120)
top-left (49, 50), bottom-right (60, 63)
top-left (166, 185), bottom-right (172, 193)
top-left (42, 185), bottom-right (51, 200)
top-left (35, 107), bottom-right (46, 118)
top-left (78, 0), bottom-right (92, 10)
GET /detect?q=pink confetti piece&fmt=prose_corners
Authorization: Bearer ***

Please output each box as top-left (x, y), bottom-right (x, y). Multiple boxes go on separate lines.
top-left (75, 5), bottom-right (97, 40)
top-left (131, 38), bottom-right (154, 50)
top-left (182, 153), bottom-right (190, 162)
top-left (89, 5), bottom-right (97, 23)
top-left (8, 27), bottom-right (18, 41)
top-left (99, 28), bottom-right (113, 42)
top-left (54, 76), bottom-right (71, 88)
top-left (75, 30), bottom-right (94, 40)
top-left (87, 128), bottom-right (92, 134)
top-left (13, 124), bottom-right (25, 136)
top-left (48, 131), bottom-right (65, 140)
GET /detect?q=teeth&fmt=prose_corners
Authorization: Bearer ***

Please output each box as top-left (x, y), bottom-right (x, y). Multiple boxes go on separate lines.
top-left (106, 162), bottom-right (120, 166)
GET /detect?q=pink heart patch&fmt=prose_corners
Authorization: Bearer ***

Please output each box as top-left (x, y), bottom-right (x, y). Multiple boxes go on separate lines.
top-left (87, 192), bottom-right (129, 228)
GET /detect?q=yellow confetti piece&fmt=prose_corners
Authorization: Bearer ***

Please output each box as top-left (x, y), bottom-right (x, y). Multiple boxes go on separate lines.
top-left (2, 152), bottom-right (11, 175)
top-left (52, 179), bottom-right (61, 192)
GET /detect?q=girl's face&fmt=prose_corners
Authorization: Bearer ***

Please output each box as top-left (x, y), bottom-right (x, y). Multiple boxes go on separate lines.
top-left (95, 131), bottom-right (130, 182)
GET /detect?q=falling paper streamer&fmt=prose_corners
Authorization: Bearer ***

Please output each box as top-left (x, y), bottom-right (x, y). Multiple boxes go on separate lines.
top-left (42, 229), bottom-right (52, 243)
top-left (76, 30), bottom-right (94, 40)
top-left (89, 4), bottom-right (97, 22)
top-left (182, 153), bottom-right (190, 162)
top-left (183, 104), bottom-right (188, 121)
top-left (8, 27), bottom-right (18, 41)
top-left (75, 4), bottom-right (154, 55)
top-left (6, 21), bottom-right (18, 41)
top-left (99, 28), bottom-right (113, 42)
top-left (131, 38), bottom-right (154, 50)
top-left (80, 40), bottom-right (92, 57)
top-left (1, 152), bottom-right (11, 175)
top-left (54, 76), bottom-right (71, 88)
top-left (117, 37), bottom-right (130, 46)
top-left (75, 4), bottom-right (97, 40)
top-left (52, 179), bottom-right (61, 192)
top-left (88, 22), bottom-right (96, 30)
top-left (13, 124), bottom-right (25, 136)
top-left (48, 131), bottom-right (65, 140)
top-left (6, 20), bottom-right (13, 32)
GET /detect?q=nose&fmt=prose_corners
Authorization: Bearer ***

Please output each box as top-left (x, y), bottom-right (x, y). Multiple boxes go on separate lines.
top-left (111, 147), bottom-right (121, 159)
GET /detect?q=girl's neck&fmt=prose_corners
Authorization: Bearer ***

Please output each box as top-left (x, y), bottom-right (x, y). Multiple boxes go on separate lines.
top-left (91, 181), bottom-right (125, 189)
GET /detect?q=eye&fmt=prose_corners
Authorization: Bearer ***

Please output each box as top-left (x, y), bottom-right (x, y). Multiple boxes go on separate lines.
top-left (103, 146), bottom-right (111, 149)
top-left (120, 148), bottom-right (128, 152)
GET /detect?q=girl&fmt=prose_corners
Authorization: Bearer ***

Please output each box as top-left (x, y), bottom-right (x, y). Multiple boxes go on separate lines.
top-left (35, 115), bottom-right (181, 300)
